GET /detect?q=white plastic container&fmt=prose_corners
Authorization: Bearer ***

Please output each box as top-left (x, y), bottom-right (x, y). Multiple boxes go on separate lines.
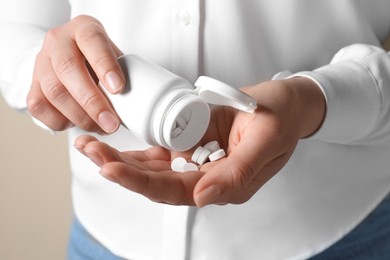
top-left (101, 54), bottom-right (257, 151)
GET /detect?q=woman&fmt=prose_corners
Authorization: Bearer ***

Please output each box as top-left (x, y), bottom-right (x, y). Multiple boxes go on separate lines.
top-left (1, 1), bottom-right (390, 259)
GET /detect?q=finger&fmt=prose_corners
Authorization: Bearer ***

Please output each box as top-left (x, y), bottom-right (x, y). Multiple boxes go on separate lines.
top-left (75, 134), bottom-right (172, 163)
top-left (27, 78), bottom-right (72, 131)
top-left (49, 35), bottom-right (120, 134)
top-left (121, 146), bottom-right (173, 162)
top-left (193, 123), bottom-right (277, 207)
top-left (75, 133), bottom-right (173, 170)
top-left (100, 162), bottom-right (203, 205)
top-left (83, 140), bottom-right (124, 167)
top-left (83, 140), bottom-right (172, 171)
top-left (73, 17), bottom-right (125, 94)
top-left (74, 135), bottom-right (99, 155)
top-left (37, 53), bottom-right (101, 133)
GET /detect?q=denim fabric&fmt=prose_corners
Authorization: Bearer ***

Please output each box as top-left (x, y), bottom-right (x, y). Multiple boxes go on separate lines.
top-left (67, 218), bottom-right (124, 260)
top-left (310, 194), bottom-right (390, 260)
top-left (67, 194), bottom-right (390, 260)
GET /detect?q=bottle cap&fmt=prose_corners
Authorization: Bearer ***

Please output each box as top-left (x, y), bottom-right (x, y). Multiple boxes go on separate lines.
top-left (157, 77), bottom-right (258, 151)
top-left (194, 76), bottom-right (257, 113)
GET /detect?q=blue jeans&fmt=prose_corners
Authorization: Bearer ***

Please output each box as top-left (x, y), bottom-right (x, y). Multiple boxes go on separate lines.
top-left (67, 195), bottom-right (390, 260)
top-left (309, 194), bottom-right (390, 260)
top-left (67, 219), bottom-right (123, 260)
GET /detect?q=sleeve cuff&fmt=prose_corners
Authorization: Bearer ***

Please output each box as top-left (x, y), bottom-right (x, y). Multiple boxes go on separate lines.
top-left (292, 60), bottom-right (380, 143)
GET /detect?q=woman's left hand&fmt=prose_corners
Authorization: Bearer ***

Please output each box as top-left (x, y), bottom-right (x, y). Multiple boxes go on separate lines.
top-left (75, 77), bottom-right (325, 207)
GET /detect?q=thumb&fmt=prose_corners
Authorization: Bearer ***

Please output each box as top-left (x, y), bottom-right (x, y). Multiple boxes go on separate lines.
top-left (193, 138), bottom-right (269, 207)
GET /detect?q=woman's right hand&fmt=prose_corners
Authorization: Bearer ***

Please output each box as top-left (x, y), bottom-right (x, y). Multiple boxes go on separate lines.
top-left (27, 15), bottom-right (125, 134)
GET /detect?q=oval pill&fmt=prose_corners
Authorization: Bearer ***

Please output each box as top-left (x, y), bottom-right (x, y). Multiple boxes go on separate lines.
top-left (191, 146), bottom-right (204, 163)
top-left (208, 149), bottom-right (226, 162)
top-left (197, 148), bottom-right (212, 165)
top-left (203, 141), bottom-right (220, 153)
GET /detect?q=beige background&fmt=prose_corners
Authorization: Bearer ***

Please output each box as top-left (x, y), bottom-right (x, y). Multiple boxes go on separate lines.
top-left (0, 97), bottom-right (72, 260)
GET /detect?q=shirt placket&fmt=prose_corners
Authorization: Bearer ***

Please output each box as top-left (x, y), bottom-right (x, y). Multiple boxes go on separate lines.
top-left (171, 0), bottom-right (201, 83)
top-left (159, 2), bottom-right (200, 259)
top-left (160, 205), bottom-right (192, 260)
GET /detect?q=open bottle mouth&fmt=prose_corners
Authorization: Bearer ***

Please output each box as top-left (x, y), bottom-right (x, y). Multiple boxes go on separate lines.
top-left (162, 95), bottom-right (210, 151)
top-left (153, 88), bottom-right (210, 151)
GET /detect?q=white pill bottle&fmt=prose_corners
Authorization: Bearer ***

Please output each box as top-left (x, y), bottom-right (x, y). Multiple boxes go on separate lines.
top-left (101, 55), bottom-right (257, 151)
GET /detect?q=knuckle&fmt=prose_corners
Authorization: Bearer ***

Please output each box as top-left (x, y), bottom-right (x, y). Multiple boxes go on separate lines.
top-left (43, 79), bottom-right (67, 103)
top-left (34, 50), bottom-right (45, 63)
top-left (55, 54), bottom-right (77, 76)
top-left (44, 28), bottom-right (60, 43)
top-left (26, 94), bottom-right (45, 116)
top-left (77, 26), bottom-right (106, 43)
top-left (76, 25), bottom-right (106, 45)
top-left (43, 27), bottom-right (66, 51)
top-left (78, 89), bottom-right (101, 111)
top-left (26, 93), bottom-right (71, 131)
top-left (92, 54), bottom-right (115, 74)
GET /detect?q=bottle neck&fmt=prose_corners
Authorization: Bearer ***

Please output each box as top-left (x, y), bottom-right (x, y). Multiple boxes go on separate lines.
top-left (153, 89), bottom-right (210, 151)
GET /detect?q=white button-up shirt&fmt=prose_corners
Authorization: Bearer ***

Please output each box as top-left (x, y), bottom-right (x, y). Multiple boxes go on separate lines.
top-left (1, 1), bottom-right (390, 259)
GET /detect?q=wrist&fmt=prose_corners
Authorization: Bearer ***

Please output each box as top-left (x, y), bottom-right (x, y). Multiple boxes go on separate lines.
top-left (286, 76), bottom-right (326, 138)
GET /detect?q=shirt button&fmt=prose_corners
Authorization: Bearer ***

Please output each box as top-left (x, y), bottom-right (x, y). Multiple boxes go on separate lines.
top-left (178, 11), bottom-right (191, 26)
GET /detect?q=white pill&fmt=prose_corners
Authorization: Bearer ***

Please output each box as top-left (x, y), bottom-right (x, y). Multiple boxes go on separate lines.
top-left (176, 115), bottom-right (187, 130)
top-left (171, 157), bottom-right (187, 172)
top-left (197, 148), bottom-right (212, 165)
top-left (203, 141), bottom-right (220, 153)
top-left (171, 127), bottom-right (183, 138)
top-left (182, 162), bottom-right (198, 172)
top-left (208, 149), bottom-right (226, 162)
top-left (191, 146), bottom-right (204, 163)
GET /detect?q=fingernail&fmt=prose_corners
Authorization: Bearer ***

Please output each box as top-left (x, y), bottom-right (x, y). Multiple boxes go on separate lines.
top-left (74, 142), bottom-right (86, 156)
top-left (105, 71), bottom-right (124, 93)
top-left (98, 111), bottom-right (120, 134)
top-left (195, 185), bottom-right (222, 207)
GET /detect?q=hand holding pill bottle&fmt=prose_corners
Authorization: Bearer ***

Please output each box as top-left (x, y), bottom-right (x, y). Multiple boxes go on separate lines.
top-left (77, 68), bottom-right (325, 206)
top-left (27, 15), bottom-right (125, 135)
top-left (100, 54), bottom-right (257, 151)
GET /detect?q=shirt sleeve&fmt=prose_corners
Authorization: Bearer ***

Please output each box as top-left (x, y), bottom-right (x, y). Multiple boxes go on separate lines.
top-left (0, 0), bottom-right (71, 111)
top-left (292, 43), bottom-right (390, 145)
